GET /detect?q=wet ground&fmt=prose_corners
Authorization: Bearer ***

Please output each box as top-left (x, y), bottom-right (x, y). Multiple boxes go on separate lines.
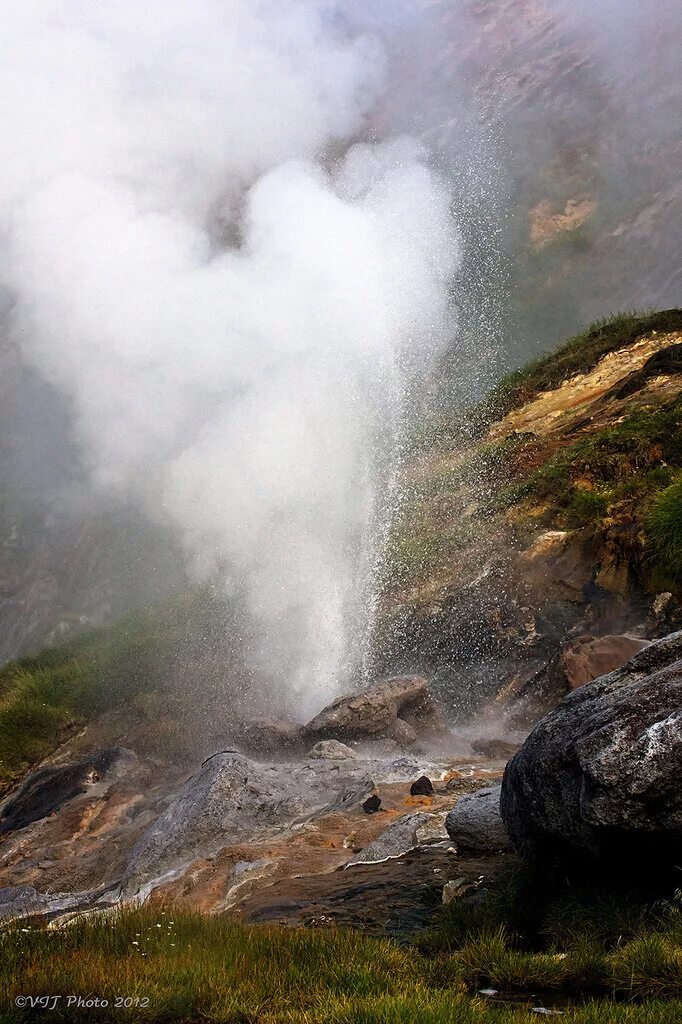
top-left (236, 844), bottom-right (508, 938)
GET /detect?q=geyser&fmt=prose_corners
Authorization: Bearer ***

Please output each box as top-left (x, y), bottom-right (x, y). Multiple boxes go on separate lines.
top-left (1, 1), bottom-right (460, 713)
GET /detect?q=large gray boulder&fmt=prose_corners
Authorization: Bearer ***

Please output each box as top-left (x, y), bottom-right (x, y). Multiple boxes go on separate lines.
top-left (500, 631), bottom-right (682, 865)
top-left (445, 784), bottom-right (510, 851)
top-left (303, 675), bottom-right (447, 745)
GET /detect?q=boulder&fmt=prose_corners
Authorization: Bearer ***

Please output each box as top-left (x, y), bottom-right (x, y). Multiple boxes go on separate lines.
top-left (236, 719), bottom-right (304, 755)
top-left (410, 775), bottom-right (434, 796)
top-left (362, 794), bottom-right (382, 814)
top-left (306, 740), bottom-right (358, 760)
top-left (500, 631), bottom-right (682, 866)
top-left (551, 633), bottom-right (650, 690)
top-left (303, 676), bottom-right (447, 744)
top-left (445, 784), bottom-right (510, 851)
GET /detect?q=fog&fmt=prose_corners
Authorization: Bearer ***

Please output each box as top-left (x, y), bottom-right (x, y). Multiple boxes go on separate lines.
top-left (0, 2), bottom-right (460, 714)
top-left (0, 0), bottom-right (679, 712)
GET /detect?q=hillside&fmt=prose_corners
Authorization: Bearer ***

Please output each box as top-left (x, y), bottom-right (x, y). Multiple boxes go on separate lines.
top-left (375, 308), bottom-right (682, 724)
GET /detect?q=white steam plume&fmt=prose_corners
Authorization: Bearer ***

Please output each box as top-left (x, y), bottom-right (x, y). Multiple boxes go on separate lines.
top-left (1, 1), bottom-right (460, 714)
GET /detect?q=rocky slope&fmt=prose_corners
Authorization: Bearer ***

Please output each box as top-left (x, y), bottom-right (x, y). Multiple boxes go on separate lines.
top-left (0, 675), bottom-right (505, 931)
top-left (375, 309), bottom-right (682, 730)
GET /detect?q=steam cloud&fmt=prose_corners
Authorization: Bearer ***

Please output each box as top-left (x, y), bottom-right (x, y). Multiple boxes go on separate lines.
top-left (1, 2), bottom-right (460, 713)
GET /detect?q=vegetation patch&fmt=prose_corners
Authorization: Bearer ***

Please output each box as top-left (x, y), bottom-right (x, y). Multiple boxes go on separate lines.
top-left (497, 396), bottom-right (682, 534)
top-left (479, 308), bottom-right (682, 424)
top-left (646, 478), bottom-right (682, 589)
top-left (0, 586), bottom-right (230, 793)
top-left (1, 890), bottom-right (681, 1023)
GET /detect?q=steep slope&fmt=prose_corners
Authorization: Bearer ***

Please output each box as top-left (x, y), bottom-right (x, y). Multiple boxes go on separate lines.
top-left (375, 309), bottom-right (682, 723)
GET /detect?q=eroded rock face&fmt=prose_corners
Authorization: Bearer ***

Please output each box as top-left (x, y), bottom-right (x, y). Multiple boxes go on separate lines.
top-left (303, 676), bottom-right (447, 745)
top-left (501, 631), bottom-right (682, 866)
top-left (445, 784), bottom-right (510, 851)
top-left (0, 748), bottom-right (132, 834)
top-left (122, 752), bottom-right (377, 894)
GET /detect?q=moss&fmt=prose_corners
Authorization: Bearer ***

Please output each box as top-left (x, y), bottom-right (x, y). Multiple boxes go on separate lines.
top-left (479, 308), bottom-right (682, 424)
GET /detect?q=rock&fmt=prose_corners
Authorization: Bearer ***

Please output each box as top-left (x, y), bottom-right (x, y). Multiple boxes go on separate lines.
top-left (500, 630), bottom-right (682, 866)
top-left (415, 812), bottom-right (449, 843)
top-left (410, 775), bottom-right (434, 796)
top-left (0, 748), bottom-right (129, 834)
top-left (346, 813), bottom-right (430, 865)
top-left (647, 592), bottom-right (682, 637)
top-left (0, 885), bottom-right (48, 922)
top-left (470, 738), bottom-right (520, 761)
top-left (391, 717), bottom-right (418, 747)
top-left (303, 676), bottom-right (447, 744)
top-left (0, 885), bottom-right (82, 924)
top-left (123, 753), bottom-right (377, 893)
top-left (237, 719), bottom-right (304, 755)
top-left (362, 794), bottom-right (381, 814)
top-left (306, 740), bottom-right (358, 760)
top-left (442, 877), bottom-right (468, 904)
top-left (445, 784), bottom-right (510, 851)
top-left (333, 775), bottom-right (377, 812)
top-left (551, 633), bottom-right (650, 690)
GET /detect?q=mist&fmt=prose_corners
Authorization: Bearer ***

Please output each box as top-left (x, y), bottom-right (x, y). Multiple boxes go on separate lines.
top-left (0, 1), bottom-right (461, 714)
top-left (1, 0), bottom-right (679, 715)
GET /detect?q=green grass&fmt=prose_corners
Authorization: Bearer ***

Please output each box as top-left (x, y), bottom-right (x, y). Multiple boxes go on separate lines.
top-left (416, 863), bottom-right (682, 1005)
top-left (646, 477), bottom-right (682, 588)
top-left (0, 902), bottom-right (681, 1023)
top-left (0, 586), bottom-right (227, 793)
top-left (496, 395), bottom-right (682, 530)
top-left (479, 308), bottom-right (682, 424)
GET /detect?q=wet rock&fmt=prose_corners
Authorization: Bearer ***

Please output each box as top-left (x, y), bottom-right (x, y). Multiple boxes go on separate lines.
top-left (551, 633), bottom-right (650, 690)
top-left (346, 813), bottom-right (430, 865)
top-left (0, 885), bottom-right (48, 922)
top-left (410, 775), bottom-right (434, 796)
top-left (0, 748), bottom-right (129, 834)
top-left (391, 717), bottom-right (417, 747)
top-left (237, 719), bottom-right (304, 756)
top-left (0, 885), bottom-right (82, 924)
top-left (123, 753), bottom-right (377, 892)
top-left (333, 775), bottom-right (377, 812)
top-left (501, 630), bottom-right (682, 866)
top-left (415, 812), bottom-right (449, 843)
top-left (306, 740), bottom-right (358, 760)
top-left (362, 794), bottom-right (382, 815)
top-left (470, 738), bottom-right (520, 761)
top-left (445, 784), bottom-right (510, 851)
top-left (303, 676), bottom-right (447, 744)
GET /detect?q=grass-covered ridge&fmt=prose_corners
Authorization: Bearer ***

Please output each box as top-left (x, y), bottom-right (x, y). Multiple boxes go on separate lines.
top-left (481, 308), bottom-right (682, 422)
top-left (1, 886), bottom-right (681, 1023)
top-left (0, 586), bottom-right (230, 794)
